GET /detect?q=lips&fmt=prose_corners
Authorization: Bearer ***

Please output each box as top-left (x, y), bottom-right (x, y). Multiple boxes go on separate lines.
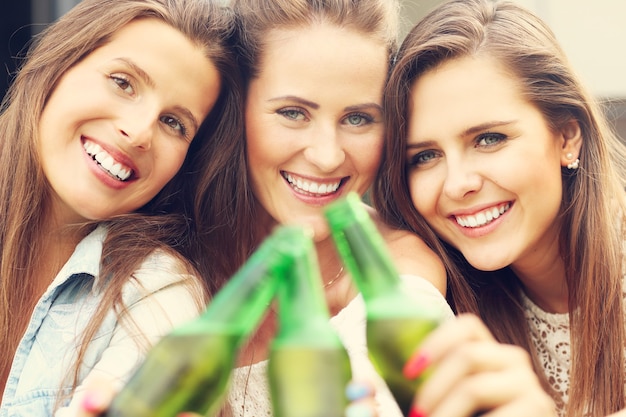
top-left (83, 140), bottom-right (133, 181)
top-left (454, 203), bottom-right (510, 228)
top-left (281, 171), bottom-right (342, 196)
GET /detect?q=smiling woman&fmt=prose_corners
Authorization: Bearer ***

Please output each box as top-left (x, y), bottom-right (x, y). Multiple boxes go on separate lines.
top-left (0, 0), bottom-right (242, 415)
top-left (188, 0), bottom-right (455, 416)
top-left (38, 18), bottom-right (221, 222)
top-left (374, 0), bottom-right (626, 415)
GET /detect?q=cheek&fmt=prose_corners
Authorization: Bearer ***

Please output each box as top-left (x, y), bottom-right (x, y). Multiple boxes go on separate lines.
top-left (244, 115), bottom-right (278, 170)
top-left (246, 134), bottom-right (279, 185)
top-left (408, 171), bottom-right (439, 217)
top-left (351, 134), bottom-right (384, 176)
top-left (158, 143), bottom-right (189, 184)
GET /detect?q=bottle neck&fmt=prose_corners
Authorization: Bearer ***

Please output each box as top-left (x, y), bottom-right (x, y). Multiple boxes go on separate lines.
top-left (333, 221), bottom-right (401, 303)
top-left (273, 235), bottom-right (333, 343)
top-left (173, 239), bottom-right (282, 341)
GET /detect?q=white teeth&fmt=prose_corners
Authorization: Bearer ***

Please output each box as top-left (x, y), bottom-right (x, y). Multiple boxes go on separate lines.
top-left (455, 203), bottom-right (510, 228)
top-left (83, 141), bottom-right (132, 181)
top-left (284, 173), bottom-right (340, 196)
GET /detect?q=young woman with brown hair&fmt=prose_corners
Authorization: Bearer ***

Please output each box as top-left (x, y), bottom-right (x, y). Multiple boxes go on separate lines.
top-left (0, 0), bottom-right (242, 414)
top-left (375, 0), bottom-right (626, 415)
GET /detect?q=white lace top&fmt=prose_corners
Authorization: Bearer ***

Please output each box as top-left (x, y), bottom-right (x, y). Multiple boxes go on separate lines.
top-left (226, 274), bottom-right (455, 417)
top-left (523, 271), bottom-right (626, 417)
top-left (522, 292), bottom-right (571, 415)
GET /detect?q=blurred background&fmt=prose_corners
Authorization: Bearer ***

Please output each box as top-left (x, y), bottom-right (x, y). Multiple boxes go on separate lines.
top-left (2, 0), bottom-right (624, 139)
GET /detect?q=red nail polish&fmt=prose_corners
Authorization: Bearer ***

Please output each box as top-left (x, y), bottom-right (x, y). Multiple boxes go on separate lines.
top-left (403, 353), bottom-right (429, 378)
top-left (81, 392), bottom-right (103, 412)
top-left (408, 407), bottom-right (427, 417)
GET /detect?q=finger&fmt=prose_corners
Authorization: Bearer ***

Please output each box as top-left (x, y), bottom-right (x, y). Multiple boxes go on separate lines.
top-left (80, 375), bottom-right (119, 415)
top-left (345, 380), bottom-right (377, 417)
top-left (404, 314), bottom-right (495, 378)
top-left (346, 379), bottom-right (376, 402)
top-left (474, 392), bottom-right (557, 417)
top-left (346, 396), bottom-right (378, 417)
top-left (420, 358), bottom-right (545, 417)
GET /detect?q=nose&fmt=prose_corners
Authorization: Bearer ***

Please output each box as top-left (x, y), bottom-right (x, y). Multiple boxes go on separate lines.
top-left (303, 124), bottom-right (346, 172)
top-left (117, 107), bottom-right (157, 151)
top-left (442, 157), bottom-right (483, 200)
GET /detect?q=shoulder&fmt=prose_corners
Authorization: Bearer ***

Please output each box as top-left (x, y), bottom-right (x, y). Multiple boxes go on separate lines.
top-left (123, 249), bottom-right (207, 308)
top-left (366, 205), bottom-right (447, 295)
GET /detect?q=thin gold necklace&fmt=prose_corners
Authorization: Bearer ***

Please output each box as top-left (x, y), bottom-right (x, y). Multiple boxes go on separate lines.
top-left (324, 265), bottom-right (345, 289)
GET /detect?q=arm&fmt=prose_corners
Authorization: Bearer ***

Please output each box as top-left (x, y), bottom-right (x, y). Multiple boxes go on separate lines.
top-left (55, 251), bottom-right (205, 417)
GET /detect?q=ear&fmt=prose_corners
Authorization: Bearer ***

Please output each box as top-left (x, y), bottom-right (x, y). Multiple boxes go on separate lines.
top-left (559, 119), bottom-right (583, 167)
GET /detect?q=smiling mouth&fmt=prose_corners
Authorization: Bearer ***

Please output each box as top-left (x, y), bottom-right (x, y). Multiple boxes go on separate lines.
top-left (281, 171), bottom-right (343, 196)
top-left (83, 141), bottom-right (133, 181)
top-left (454, 203), bottom-right (510, 228)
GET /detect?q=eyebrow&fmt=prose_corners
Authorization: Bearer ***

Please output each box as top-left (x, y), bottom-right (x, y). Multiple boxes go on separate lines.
top-left (345, 102), bottom-right (383, 113)
top-left (407, 120), bottom-right (516, 149)
top-left (115, 57), bottom-right (200, 133)
top-left (461, 120), bottom-right (516, 137)
top-left (116, 57), bottom-right (155, 88)
top-left (269, 95), bottom-right (319, 109)
top-left (268, 96), bottom-right (382, 113)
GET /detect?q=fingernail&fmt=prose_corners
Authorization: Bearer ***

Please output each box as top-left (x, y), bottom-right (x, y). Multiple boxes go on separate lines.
top-left (345, 403), bottom-right (374, 417)
top-left (403, 352), bottom-right (429, 379)
top-left (81, 392), bottom-right (104, 412)
top-left (345, 381), bottom-right (371, 401)
top-left (409, 407), bottom-right (427, 417)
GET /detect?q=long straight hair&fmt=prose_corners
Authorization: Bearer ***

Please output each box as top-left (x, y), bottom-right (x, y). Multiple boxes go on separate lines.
top-left (374, 0), bottom-right (626, 415)
top-left (0, 0), bottom-right (243, 404)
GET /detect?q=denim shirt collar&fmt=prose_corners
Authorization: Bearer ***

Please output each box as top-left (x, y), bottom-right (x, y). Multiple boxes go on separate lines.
top-left (48, 224), bottom-right (106, 295)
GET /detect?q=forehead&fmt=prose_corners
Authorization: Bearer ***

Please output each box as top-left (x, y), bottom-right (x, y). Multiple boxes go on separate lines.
top-left (267, 25), bottom-right (386, 65)
top-left (254, 24), bottom-right (389, 98)
top-left (408, 56), bottom-right (530, 135)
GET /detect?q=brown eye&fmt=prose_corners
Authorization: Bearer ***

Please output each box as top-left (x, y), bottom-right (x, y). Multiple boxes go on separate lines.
top-left (110, 74), bottom-right (134, 95)
top-left (160, 115), bottom-right (188, 139)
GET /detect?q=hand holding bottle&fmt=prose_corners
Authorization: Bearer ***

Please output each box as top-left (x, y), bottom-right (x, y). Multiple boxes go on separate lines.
top-left (403, 314), bottom-right (557, 417)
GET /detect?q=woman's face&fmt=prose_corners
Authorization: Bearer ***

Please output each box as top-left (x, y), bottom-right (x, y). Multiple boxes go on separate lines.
top-left (405, 56), bottom-right (580, 273)
top-left (245, 24), bottom-right (388, 241)
top-left (38, 18), bottom-right (221, 224)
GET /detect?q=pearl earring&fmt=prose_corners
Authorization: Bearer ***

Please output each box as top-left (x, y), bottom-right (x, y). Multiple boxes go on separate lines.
top-left (567, 157), bottom-right (580, 170)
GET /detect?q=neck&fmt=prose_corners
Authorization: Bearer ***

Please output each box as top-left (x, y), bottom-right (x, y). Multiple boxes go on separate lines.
top-left (314, 237), bottom-right (357, 314)
top-left (513, 258), bottom-right (569, 314)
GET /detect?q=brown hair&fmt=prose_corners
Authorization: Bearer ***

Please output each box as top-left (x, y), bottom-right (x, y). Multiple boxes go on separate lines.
top-left (373, 0), bottom-right (626, 415)
top-left (191, 0), bottom-right (400, 293)
top-left (0, 0), bottom-right (242, 405)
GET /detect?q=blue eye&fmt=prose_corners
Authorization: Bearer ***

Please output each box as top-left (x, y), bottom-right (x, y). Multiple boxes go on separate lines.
top-left (477, 132), bottom-right (506, 147)
top-left (409, 150), bottom-right (438, 167)
top-left (278, 108), bottom-right (306, 121)
top-left (344, 113), bottom-right (373, 127)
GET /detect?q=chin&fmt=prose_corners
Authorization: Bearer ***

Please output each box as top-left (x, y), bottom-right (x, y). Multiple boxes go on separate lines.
top-left (282, 215), bottom-right (330, 243)
top-left (466, 257), bottom-right (508, 272)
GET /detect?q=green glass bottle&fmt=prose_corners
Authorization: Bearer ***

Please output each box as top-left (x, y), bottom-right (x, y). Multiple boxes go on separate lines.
top-left (324, 192), bottom-right (442, 416)
top-left (268, 226), bottom-right (352, 417)
top-left (105, 228), bottom-right (290, 417)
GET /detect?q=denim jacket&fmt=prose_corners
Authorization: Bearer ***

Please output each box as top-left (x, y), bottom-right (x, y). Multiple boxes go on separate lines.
top-left (1, 225), bottom-right (204, 417)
